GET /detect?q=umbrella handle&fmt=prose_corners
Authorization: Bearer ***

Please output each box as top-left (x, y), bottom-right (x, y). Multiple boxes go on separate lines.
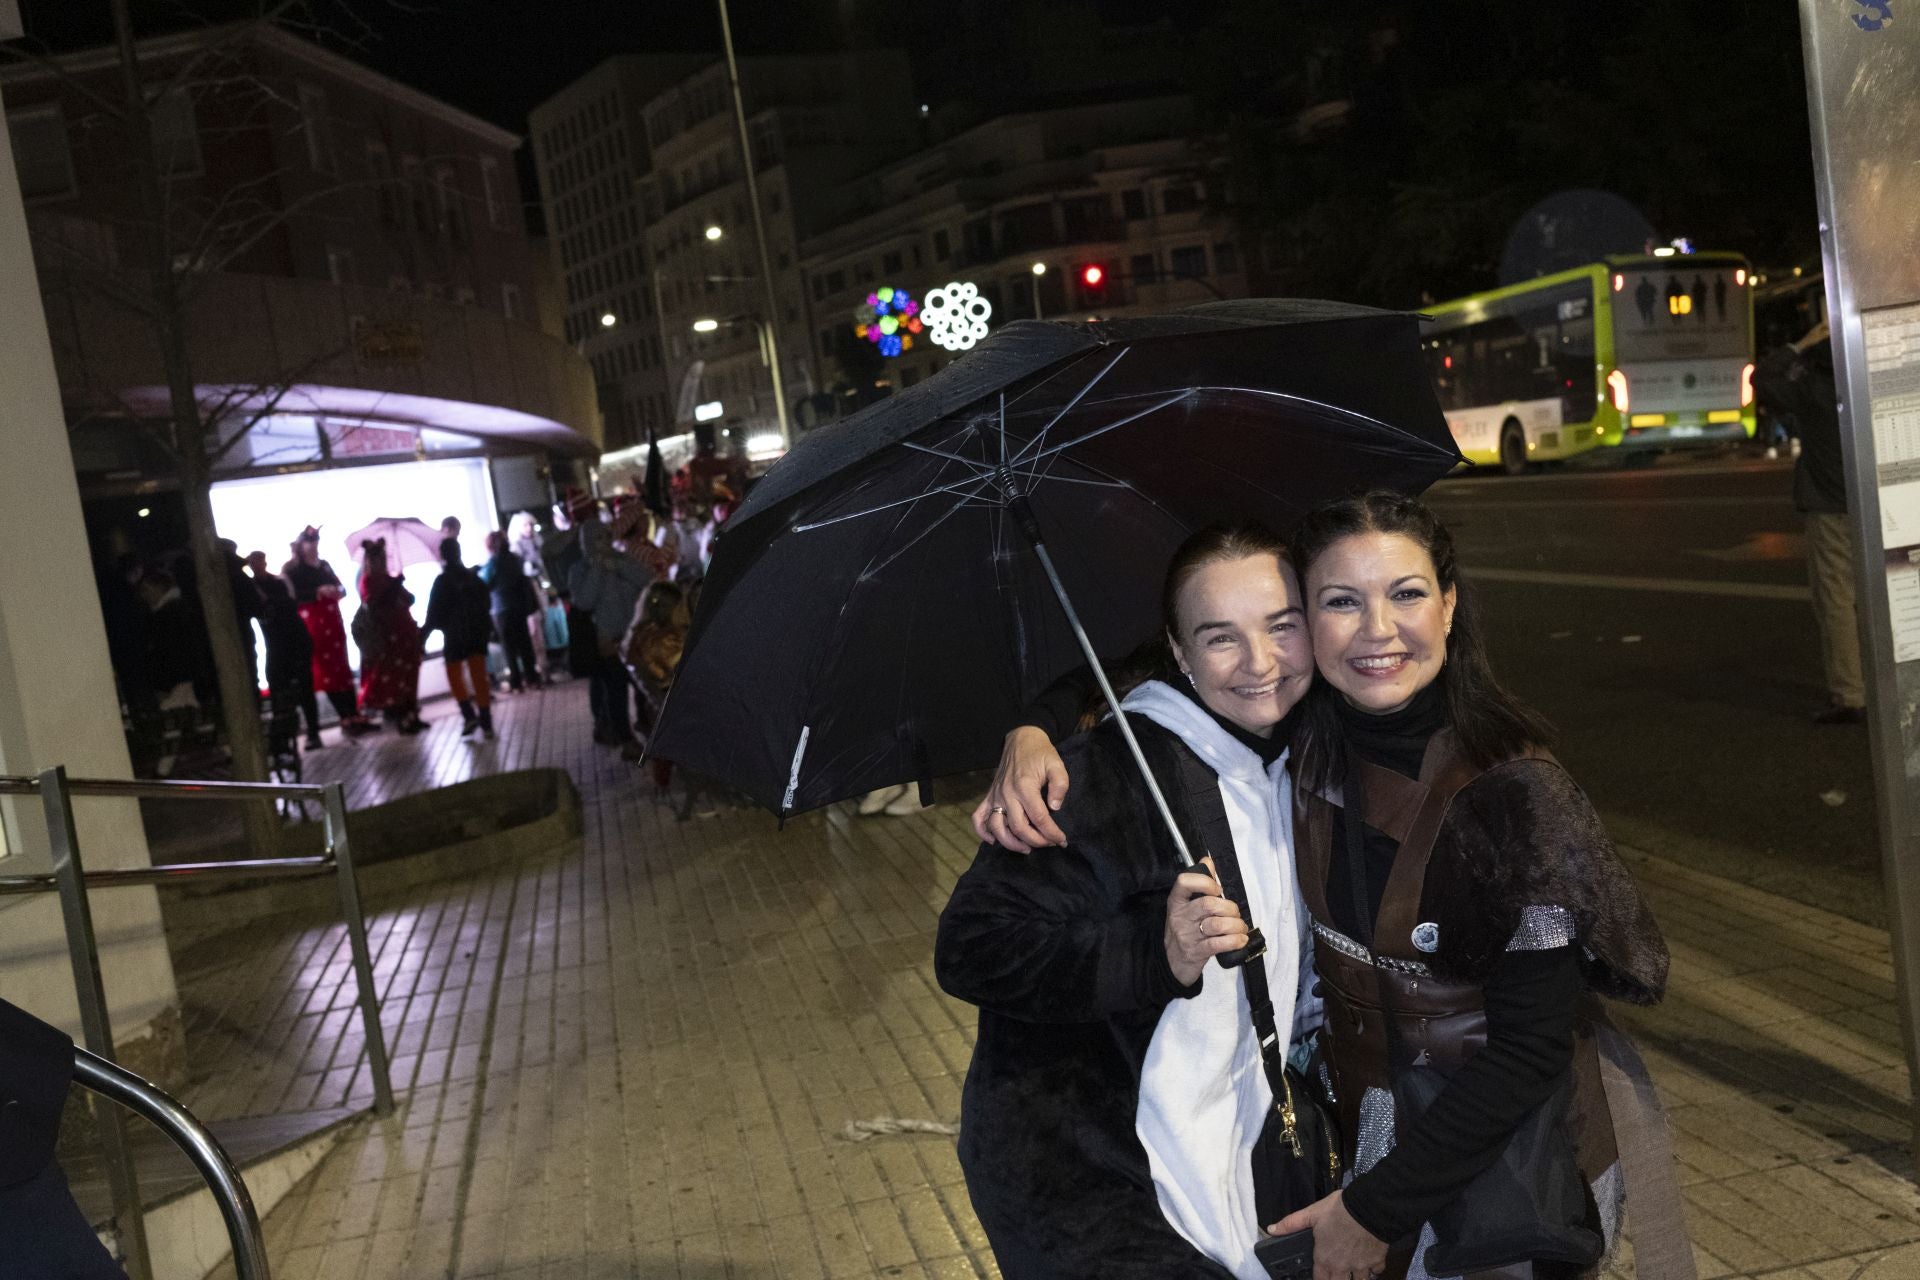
top-left (1217, 930), bottom-right (1263, 970)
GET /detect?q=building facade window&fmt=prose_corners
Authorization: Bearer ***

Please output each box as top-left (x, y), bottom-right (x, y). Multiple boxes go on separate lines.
top-left (1170, 245), bottom-right (1207, 279)
top-left (149, 87), bottom-right (202, 177)
top-left (1121, 188), bottom-right (1147, 220)
top-left (1213, 242), bottom-right (1239, 275)
top-left (933, 228), bottom-right (950, 261)
top-left (402, 156), bottom-right (430, 233)
top-left (434, 167), bottom-right (466, 246)
top-left (6, 105), bottom-right (76, 200)
top-left (1162, 182), bottom-right (1203, 215)
top-left (366, 141), bottom-right (397, 226)
top-left (1130, 252), bottom-right (1157, 284)
top-left (480, 157), bottom-right (506, 229)
top-left (298, 83), bottom-right (335, 174)
top-left (326, 246), bottom-right (354, 285)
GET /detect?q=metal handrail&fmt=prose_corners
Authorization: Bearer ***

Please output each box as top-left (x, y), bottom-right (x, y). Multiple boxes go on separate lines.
top-left (0, 767), bottom-right (394, 1280)
top-left (0, 856), bottom-right (333, 894)
top-left (0, 775), bottom-right (326, 800)
top-left (72, 1048), bottom-right (271, 1280)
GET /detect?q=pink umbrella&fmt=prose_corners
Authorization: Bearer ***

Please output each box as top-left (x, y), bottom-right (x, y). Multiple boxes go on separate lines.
top-left (343, 517), bottom-right (445, 571)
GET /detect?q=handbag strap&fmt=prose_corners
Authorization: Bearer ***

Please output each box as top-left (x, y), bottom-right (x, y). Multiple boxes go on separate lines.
top-left (1169, 748), bottom-right (1291, 1111)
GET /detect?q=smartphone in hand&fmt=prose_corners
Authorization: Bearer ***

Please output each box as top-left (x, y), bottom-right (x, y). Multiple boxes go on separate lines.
top-left (1253, 1229), bottom-right (1313, 1280)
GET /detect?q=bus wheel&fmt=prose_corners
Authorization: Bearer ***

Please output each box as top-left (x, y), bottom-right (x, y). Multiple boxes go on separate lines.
top-left (1499, 421), bottom-right (1529, 475)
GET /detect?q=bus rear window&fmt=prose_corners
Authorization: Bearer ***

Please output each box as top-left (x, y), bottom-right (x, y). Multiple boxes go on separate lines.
top-left (1613, 267), bottom-right (1749, 362)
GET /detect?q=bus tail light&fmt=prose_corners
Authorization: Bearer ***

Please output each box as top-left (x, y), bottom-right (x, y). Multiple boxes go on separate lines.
top-left (1741, 362), bottom-right (1755, 406)
top-left (1607, 369), bottom-right (1630, 412)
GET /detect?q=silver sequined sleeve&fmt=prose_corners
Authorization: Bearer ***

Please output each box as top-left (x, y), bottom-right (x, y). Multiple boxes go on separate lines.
top-left (1505, 904), bottom-right (1577, 952)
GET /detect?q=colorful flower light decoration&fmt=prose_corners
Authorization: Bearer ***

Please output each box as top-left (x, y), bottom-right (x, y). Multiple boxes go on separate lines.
top-left (853, 285), bottom-right (923, 359)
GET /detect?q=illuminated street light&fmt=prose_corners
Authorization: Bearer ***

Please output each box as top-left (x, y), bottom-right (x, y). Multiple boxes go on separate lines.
top-left (705, 225), bottom-right (724, 241)
top-left (694, 401), bottom-right (724, 422)
top-left (1030, 262), bottom-right (1046, 276)
top-left (600, 312), bottom-right (617, 327)
top-left (692, 318), bottom-right (720, 333)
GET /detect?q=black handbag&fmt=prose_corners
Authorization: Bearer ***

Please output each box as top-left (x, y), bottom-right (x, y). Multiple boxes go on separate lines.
top-left (1341, 759), bottom-right (1602, 1277)
top-left (1171, 749), bottom-right (1343, 1227)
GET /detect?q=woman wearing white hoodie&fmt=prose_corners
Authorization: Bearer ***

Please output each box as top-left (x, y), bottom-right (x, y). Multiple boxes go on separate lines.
top-left (936, 523), bottom-right (1320, 1280)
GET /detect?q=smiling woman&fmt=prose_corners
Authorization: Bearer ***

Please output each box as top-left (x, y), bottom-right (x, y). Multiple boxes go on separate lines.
top-left (935, 521), bottom-right (1324, 1280)
top-left (1306, 532), bottom-right (1456, 716)
top-left (1272, 492), bottom-right (1680, 1279)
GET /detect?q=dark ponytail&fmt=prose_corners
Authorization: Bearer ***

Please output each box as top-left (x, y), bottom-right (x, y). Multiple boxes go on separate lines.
top-left (1289, 491), bottom-right (1554, 792)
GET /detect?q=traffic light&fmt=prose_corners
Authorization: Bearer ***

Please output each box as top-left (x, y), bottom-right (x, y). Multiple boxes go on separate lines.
top-left (1077, 262), bottom-right (1110, 306)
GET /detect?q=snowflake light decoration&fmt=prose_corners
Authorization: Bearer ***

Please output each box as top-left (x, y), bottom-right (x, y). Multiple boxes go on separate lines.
top-left (852, 285), bottom-right (922, 358)
top-left (924, 281), bottom-right (992, 352)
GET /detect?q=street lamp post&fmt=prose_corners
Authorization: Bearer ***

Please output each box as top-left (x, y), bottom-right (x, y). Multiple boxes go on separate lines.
top-left (1030, 261), bottom-right (1047, 320)
top-left (715, 0), bottom-right (792, 451)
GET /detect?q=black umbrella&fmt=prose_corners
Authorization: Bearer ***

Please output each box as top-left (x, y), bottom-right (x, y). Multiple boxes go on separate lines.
top-left (648, 300), bottom-right (1461, 850)
top-left (642, 423), bottom-right (669, 517)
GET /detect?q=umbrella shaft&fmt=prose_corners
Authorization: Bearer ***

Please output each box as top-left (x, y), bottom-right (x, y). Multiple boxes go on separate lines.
top-left (1024, 538), bottom-right (1197, 869)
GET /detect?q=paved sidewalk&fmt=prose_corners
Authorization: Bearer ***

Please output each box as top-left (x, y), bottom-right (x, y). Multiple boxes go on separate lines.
top-left (171, 679), bottom-right (1920, 1279)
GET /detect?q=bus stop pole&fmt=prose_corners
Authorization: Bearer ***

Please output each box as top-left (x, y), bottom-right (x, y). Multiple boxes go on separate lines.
top-left (1797, 1), bottom-right (1920, 1155)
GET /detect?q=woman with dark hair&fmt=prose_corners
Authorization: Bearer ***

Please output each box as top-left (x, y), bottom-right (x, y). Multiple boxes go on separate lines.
top-left (937, 523), bottom-right (1320, 1279)
top-left (355, 539), bottom-right (427, 734)
top-left (975, 494), bottom-right (1683, 1280)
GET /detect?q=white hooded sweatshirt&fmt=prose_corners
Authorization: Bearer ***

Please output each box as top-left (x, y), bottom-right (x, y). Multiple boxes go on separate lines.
top-left (1124, 678), bottom-right (1319, 1280)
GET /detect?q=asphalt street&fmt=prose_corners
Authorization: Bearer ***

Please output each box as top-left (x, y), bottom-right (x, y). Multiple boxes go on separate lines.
top-left (1423, 452), bottom-right (1886, 924)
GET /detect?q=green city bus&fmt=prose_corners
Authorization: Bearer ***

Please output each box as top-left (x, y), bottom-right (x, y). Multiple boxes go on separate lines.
top-left (1421, 252), bottom-right (1757, 473)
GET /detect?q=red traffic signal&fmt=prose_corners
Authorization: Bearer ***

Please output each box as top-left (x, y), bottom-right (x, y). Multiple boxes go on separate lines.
top-left (1081, 264), bottom-right (1105, 287)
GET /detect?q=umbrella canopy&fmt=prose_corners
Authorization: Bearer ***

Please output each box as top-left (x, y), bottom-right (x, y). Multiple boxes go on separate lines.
top-left (648, 300), bottom-right (1462, 817)
top-left (343, 517), bottom-right (446, 571)
top-left (643, 424), bottom-right (669, 517)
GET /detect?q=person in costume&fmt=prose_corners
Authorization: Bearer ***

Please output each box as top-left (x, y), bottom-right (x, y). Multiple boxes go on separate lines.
top-left (355, 539), bottom-right (426, 734)
top-left (975, 493), bottom-right (1685, 1280)
top-left (282, 527), bottom-right (377, 736)
top-left (936, 523), bottom-right (1320, 1279)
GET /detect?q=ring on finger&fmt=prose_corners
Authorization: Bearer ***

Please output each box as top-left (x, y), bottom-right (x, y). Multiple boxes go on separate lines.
top-left (990, 805), bottom-right (1006, 815)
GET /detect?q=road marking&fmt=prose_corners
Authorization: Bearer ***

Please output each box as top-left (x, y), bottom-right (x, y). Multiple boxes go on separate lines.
top-left (1432, 457), bottom-right (1789, 488)
top-left (1468, 566), bottom-right (1811, 602)
top-left (1433, 495), bottom-right (1792, 510)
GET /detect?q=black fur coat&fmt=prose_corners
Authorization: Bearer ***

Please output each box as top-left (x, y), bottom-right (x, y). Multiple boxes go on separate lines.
top-left (935, 721), bottom-right (1236, 1280)
top-left (1418, 758), bottom-right (1668, 1003)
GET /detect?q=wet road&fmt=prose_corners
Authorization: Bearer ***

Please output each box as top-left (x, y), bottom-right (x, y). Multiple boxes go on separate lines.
top-left (1425, 453), bottom-right (1884, 923)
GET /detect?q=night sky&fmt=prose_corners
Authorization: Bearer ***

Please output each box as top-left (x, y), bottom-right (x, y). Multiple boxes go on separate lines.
top-left (11, 0), bottom-right (1192, 130)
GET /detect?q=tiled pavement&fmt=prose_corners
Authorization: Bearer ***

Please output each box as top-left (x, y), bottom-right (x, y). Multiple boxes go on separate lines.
top-left (157, 679), bottom-right (1920, 1278)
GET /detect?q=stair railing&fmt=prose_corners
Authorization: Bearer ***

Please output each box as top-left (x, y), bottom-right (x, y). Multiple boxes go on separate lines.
top-left (0, 768), bottom-right (393, 1280)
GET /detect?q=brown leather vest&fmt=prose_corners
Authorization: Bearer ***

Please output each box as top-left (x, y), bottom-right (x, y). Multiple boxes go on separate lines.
top-left (1294, 730), bottom-right (1620, 1205)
